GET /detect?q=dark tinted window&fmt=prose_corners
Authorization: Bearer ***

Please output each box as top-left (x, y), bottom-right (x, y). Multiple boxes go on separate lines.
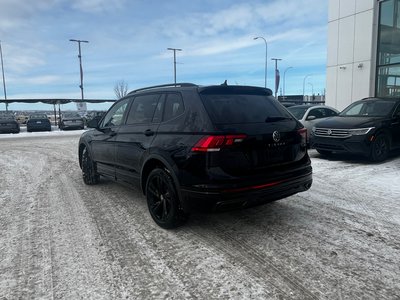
top-left (126, 94), bottom-right (161, 124)
top-left (30, 114), bottom-right (48, 119)
top-left (308, 108), bottom-right (337, 119)
top-left (163, 93), bottom-right (184, 122)
top-left (201, 94), bottom-right (290, 124)
top-left (323, 108), bottom-right (338, 117)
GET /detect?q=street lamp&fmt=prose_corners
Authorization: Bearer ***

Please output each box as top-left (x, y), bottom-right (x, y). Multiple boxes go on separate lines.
top-left (271, 58), bottom-right (282, 98)
top-left (167, 47), bottom-right (182, 85)
top-left (253, 36), bottom-right (267, 88)
top-left (0, 40), bottom-right (7, 111)
top-left (69, 39), bottom-right (89, 101)
top-left (283, 66), bottom-right (293, 101)
top-left (302, 74), bottom-right (312, 101)
top-left (308, 82), bottom-right (314, 96)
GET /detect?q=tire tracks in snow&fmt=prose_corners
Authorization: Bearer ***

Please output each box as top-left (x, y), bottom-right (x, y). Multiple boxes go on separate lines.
top-left (183, 217), bottom-right (322, 300)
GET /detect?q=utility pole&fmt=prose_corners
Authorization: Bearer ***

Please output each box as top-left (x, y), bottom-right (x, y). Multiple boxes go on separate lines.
top-left (167, 48), bottom-right (182, 85)
top-left (69, 39), bottom-right (89, 101)
top-left (271, 58), bottom-right (282, 98)
top-left (0, 40), bottom-right (8, 111)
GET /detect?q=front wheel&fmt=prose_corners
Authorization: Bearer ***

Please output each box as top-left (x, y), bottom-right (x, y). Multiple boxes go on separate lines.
top-left (81, 147), bottom-right (100, 185)
top-left (370, 134), bottom-right (389, 162)
top-left (146, 168), bottom-right (187, 229)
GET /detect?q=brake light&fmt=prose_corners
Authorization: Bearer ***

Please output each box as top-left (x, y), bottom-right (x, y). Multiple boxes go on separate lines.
top-left (192, 134), bottom-right (247, 152)
top-left (298, 128), bottom-right (307, 147)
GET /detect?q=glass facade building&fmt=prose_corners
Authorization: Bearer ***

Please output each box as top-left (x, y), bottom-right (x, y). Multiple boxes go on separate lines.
top-left (377, 0), bottom-right (400, 97)
top-left (327, 0), bottom-right (400, 109)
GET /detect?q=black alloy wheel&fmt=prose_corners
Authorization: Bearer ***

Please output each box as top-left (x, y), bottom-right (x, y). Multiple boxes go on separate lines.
top-left (81, 147), bottom-right (100, 185)
top-left (146, 168), bottom-right (187, 229)
top-left (370, 134), bottom-right (389, 162)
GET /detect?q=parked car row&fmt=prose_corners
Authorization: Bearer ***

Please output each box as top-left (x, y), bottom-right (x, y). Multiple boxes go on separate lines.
top-left (0, 111), bottom-right (89, 133)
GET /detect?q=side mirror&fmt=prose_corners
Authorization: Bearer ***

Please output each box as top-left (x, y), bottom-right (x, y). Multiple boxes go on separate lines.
top-left (306, 115), bottom-right (317, 121)
top-left (87, 116), bottom-right (101, 128)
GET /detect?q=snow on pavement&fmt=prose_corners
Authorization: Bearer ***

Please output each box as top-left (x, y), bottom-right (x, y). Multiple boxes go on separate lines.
top-left (1, 132), bottom-right (399, 299)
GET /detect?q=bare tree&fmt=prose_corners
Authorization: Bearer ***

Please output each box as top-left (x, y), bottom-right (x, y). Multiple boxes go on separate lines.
top-left (114, 80), bottom-right (128, 99)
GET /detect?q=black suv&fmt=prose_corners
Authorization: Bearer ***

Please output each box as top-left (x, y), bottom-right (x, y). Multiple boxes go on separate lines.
top-left (312, 97), bottom-right (400, 162)
top-left (79, 83), bottom-right (312, 228)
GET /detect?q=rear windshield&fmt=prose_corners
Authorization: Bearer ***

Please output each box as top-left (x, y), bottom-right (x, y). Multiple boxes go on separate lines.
top-left (201, 94), bottom-right (291, 124)
top-left (0, 113), bottom-right (15, 120)
top-left (30, 114), bottom-right (47, 119)
top-left (63, 113), bottom-right (81, 118)
top-left (287, 106), bottom-right (308, 119)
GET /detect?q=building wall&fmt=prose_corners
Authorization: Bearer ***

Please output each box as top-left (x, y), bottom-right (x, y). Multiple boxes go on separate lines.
top-left (326, 0), bottom-right (378, 110)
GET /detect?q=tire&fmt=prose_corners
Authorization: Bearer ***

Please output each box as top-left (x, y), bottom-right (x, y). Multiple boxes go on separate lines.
top-left (370, 134), bottom-right (389, 162)
top-left (316, 149), bottom-right (332, 156)
top-left (81, 147), bottom-right (100, 185)
top-left (146, 168), bottom-right (187, 229)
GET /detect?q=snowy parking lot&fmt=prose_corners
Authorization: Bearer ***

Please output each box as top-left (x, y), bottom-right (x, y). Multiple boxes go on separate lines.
top-left (1, 131), bottom-right (400, 299)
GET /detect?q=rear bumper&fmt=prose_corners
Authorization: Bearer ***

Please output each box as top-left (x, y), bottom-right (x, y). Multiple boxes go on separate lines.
top-left (61, 121), bottom-right (84, 129)
top-left (0, 125), bottom-right (19, 133)
top-left (179, 169), bottom-right (312, 213)
top-left (27, 123), bottom-right (51, 131)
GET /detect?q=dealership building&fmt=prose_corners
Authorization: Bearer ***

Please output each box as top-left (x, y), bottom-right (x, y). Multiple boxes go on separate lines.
top-left (327, 0), bottom-right (400, 110)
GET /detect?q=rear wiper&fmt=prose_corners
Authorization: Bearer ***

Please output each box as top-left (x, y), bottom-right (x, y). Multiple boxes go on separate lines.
top-left (265, 116), bottom-right (292, 122)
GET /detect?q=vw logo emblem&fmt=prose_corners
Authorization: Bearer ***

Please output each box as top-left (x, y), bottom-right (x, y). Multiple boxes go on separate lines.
top-left (272, 131), bottom-right (280, 142)
top-left (327, 129), bottom-right (332, 135)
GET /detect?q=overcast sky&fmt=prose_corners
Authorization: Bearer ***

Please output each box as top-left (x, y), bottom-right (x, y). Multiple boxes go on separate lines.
top-left (0, 0), bottom-right (328, 111)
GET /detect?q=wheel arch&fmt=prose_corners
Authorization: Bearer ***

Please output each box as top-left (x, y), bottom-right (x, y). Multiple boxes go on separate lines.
top-left (140, 155), bottom-right (181, 197)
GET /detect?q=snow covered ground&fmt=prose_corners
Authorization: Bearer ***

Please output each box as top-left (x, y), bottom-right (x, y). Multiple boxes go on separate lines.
top-left (1, 132), bottom-right (399, 299)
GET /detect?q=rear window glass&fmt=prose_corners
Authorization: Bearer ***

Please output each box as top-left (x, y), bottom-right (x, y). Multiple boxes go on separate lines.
top-left (288, 106), bottom-right (308, 119)
top-left (201, 94), bottom-right (290, 124)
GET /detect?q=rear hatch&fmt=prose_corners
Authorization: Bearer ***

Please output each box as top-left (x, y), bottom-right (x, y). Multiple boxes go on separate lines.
top-left (198, 86), bottom-right (307, 176)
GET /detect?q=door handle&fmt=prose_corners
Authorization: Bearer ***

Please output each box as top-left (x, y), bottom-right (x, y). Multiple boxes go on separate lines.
top-left (144, 129), bottom-right (154, 136)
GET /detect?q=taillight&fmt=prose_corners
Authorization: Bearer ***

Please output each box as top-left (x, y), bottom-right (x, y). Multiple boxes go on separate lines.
top-left (192, 134), bottom-right (247, 152)
top-left (298, 128), bottom-right (307, 147)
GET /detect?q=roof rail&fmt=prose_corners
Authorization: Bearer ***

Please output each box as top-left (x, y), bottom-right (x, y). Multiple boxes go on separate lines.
top-left (129, 83), bottom-right (198, 94)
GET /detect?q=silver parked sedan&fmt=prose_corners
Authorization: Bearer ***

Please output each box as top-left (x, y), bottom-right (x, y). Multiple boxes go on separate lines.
top-left (59, 112), bottom-right (85, 130)
top-left (287, 105), bottom-right (339, 145)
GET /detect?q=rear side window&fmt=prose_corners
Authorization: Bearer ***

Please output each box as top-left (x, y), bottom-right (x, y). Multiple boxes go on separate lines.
top-left (163, 93), bottom-right (184, 122)
top-left (126, 94), bottom-right (161, 124)
top-left (201, 94), bottom-right (290, 124)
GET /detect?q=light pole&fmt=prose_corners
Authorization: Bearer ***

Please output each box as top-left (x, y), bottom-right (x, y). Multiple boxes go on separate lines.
top-left (302, 74), bottom-right (312, 101)
top-left (69, 39), bottom-right (89, 101)
top-left (253, 36), bottom-right (267, 88)
top-left (167, 48), bottom-right (182, 85)
top-left (283, 66), bottom-right (293, 100)
top-left (0, 40), bottom-right (7, 111)
top-left (308, 82), bottom-right (314, 96)
top-left (271, 58), bottom-right (282, 98)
